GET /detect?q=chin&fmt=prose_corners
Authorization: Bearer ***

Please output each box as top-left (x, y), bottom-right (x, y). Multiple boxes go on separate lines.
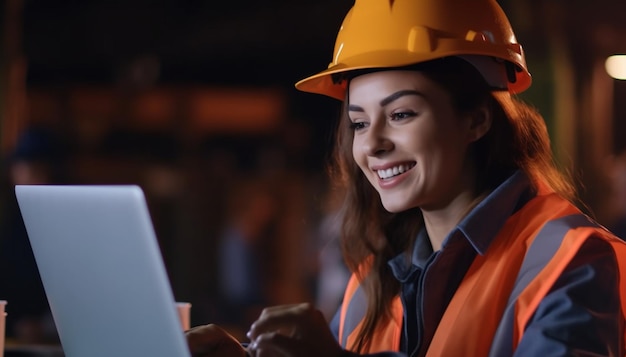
top-left (380, 200), bottom-right (413, 213)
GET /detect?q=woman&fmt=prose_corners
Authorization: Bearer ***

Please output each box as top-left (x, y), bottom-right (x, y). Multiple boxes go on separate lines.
top-left (187, 0), bottom-right (626, 356)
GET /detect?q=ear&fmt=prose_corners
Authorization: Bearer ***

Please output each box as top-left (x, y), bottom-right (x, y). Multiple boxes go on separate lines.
top-left (466, 105), bottom-right (492, 143)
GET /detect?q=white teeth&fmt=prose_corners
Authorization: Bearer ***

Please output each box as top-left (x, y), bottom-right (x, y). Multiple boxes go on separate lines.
top-left (377, 164), bottom-right (411, 179)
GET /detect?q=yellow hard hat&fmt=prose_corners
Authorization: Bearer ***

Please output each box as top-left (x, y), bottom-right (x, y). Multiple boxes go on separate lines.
top-left (295, 0), bottom-right (531, 100)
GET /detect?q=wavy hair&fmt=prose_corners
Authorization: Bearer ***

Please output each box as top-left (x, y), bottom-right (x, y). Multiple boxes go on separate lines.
top-left (330, 57), bottom-right (575, 352)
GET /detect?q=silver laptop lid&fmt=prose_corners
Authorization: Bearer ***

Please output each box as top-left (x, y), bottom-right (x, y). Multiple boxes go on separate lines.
top-left (15, 185), bottom-right (191, 357)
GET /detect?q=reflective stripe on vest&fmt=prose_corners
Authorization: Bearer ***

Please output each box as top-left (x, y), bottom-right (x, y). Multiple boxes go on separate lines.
top-left (339, 274), bottom-right (402, 352)
top-left (338, 192), bottom-right (626, 355)
top-left (487, 214), bottom-right (598, 356)
top-left (340, 281), bottom-right (366, 348)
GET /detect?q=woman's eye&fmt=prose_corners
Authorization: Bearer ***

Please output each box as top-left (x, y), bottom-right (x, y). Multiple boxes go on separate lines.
top-left (391, 112), bottom-right (415, 120)
top-left (349, 121), bottom-right (367, 131)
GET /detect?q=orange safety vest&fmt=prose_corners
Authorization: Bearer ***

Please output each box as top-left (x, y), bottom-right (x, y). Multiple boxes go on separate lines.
top-left (338, 190), bottom-right (626, 356)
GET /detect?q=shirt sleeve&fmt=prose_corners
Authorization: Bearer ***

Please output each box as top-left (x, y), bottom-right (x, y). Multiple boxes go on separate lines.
top-left (513, 236), bottom-right (624, 356)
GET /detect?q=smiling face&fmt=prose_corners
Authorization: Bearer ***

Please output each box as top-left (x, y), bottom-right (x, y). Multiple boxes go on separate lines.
top-left (348, 70), bottom-right (489, 213)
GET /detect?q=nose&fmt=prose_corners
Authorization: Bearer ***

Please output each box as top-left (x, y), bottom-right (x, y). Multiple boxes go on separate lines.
top-left (361, 122), bottom-right (394, 156)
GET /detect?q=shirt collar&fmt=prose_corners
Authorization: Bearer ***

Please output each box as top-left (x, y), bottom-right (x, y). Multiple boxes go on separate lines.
top-left (450, 170), bottom-right (532, 255)
top-left (388, 228), bottom-right (432, 282)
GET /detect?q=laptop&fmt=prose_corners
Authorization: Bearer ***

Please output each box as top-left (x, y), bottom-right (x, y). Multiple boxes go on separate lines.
top-left (15, 185), bottom-right (191, 357)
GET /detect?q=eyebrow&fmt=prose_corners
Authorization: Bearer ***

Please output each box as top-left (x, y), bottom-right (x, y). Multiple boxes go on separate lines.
top-left (348, 89), bottom-right (423, 112)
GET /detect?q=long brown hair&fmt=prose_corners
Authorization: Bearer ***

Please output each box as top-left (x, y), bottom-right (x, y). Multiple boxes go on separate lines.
top-left (330, 57), bottom-right (575, 352)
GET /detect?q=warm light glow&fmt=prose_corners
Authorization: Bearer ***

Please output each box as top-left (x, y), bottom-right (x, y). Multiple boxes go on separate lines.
top-left (605, 55), bottom-right (626, 80)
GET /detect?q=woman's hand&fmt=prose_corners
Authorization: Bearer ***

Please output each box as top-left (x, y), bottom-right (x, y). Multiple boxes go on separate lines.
top-left (247, 303), bottom-right (344, 357)
top-left (186, 324), bottom-right (247, 357)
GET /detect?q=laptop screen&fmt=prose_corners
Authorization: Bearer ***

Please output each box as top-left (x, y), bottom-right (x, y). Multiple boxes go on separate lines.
top-left (15, 185), bottom-right (191, 357)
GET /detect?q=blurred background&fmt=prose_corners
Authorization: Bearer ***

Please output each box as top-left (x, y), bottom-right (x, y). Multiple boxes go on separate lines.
top-left (0, 0), bottom-right (626, 347)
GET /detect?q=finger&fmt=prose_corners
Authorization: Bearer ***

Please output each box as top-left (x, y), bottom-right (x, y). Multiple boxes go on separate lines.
top-left (248, 303), bottom-right (315, 340)
top-left (186, 324), bottom-right (210, 334)
top-left (186, 324), bottom-right (237, 355)
top-left (259, 304), bottom-right (304, 313)
top-left (257, 303), bottom-right (309, 319)
top-left (187, 325), bottom-right (217, 351)
top-left (250, 332), bottom-right (303, 357)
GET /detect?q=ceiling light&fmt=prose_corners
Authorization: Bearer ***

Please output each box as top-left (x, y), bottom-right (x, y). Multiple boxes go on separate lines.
top-left (605, 55), bottom-right (626, 80)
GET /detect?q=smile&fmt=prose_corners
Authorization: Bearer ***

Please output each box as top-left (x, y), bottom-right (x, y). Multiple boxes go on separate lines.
top-left (376, 162), bottom-right (416, 180)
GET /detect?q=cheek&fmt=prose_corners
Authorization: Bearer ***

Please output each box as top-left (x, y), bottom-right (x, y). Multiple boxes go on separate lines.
top-left (399, 131), bottom-right (433, 159)
top-left (410, 124), bottom-right (465, 161)
top-left (352, 138), bottom-right (379, 185)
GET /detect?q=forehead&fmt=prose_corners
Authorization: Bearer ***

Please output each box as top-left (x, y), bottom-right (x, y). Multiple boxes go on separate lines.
top-left (347, 70), bottom-right (442, 104)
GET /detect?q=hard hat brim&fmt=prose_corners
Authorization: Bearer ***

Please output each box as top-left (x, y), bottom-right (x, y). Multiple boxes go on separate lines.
top-left (296, 48), bottom-right (531, 101)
